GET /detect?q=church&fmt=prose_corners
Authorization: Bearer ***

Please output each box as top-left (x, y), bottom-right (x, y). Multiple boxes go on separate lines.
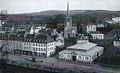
top-left (64, 3), bottom-right (77, 38)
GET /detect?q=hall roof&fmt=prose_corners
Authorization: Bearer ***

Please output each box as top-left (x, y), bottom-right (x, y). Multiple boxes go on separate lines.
top-left (67, 42), bottom-right (97, 51)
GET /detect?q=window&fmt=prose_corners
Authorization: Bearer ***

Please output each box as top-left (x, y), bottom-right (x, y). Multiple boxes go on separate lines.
top-left (67, 54), bottom-right (70, 58)
top-left (33, 48), bottom-right (35, 51)
top-left (44, 48), bottom-right (46, 51)
top-left (36, 48), bottom-right (38, 51)
top-left (85, 56), bottom-right (90, 61)
top-left (60, 54), bottom-right (63, 57)
top-left (78, 55), bottom-right (82, 60)
top-left (41, 48), bottom-right (43, 51)
top-left (33, 43), bottom-right (35, 46)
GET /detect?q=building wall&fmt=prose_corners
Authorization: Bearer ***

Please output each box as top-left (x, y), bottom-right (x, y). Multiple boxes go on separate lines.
top-left (112, 17), bottom-right (120, 23)
top-left (91, 33), bottom-right (104, 40)
top-left (76, 55), bottom-right (92, 62)
top-left (59, 53), bottom-right (72, 60)
top-left (46, 42), bottom-right (56, 57)
top-left (59, 53), bottom-right (93, 63)
top-left (59, 47), bottom-right (104, 63)
top-left (87, 25), bottom-right (96, 33)
top-left (0, 40), bottom-right (3, 48)
top-left (113, 41), bottom-right (120, 47)
top-left (96, 24), bottom-right (105, 28)
top-left (0, 39), bottom-right (56, 57)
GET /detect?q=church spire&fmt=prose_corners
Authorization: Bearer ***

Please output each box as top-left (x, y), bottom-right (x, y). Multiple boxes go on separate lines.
top-left (67, 2), bottom-right (69, 16)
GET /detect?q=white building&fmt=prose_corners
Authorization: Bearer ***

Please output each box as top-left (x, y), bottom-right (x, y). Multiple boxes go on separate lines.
top-left (90, 31), bottom-right (104, 40)
top-left (82, 24), bottom-right (104, 40)
top-left (96, 23), bottom-right (106, 28)
top-left (112, 17), bottom-right (120, 23)
top-left (30, 25), bottom-right (47, 34)
top-left (59, 42), bottom-right (104, 63)
top-left (56, 33), bottom-right (64, 47)
top-left (0, 33), bottom-right (56, 57)
top-left (77, 34), bottom-right (89, 44)
top-left (113, 35), bottom-right (120, 47)
top-left (83, 24), bottom-right (96, 33)
top-left (106, 17), bottom-right (120, 24)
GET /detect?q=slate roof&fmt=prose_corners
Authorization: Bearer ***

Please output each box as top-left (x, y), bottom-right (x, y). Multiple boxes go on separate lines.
top-left (67, 42), bottom-right (97, 51)
top-left (0, 33), bottom-right (54, 43)
top-left (60, 46), bottom-right (103, 56)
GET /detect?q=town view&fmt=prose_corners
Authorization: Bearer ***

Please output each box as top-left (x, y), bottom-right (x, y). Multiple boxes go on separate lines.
top-left (0, 0), bottom-right (120, 73)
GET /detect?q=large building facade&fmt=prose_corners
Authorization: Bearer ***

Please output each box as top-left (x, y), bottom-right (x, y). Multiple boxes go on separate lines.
top-left (59, 42), bottom-right (104, 63)
top-left (0, 33), bottom-right (56, 57)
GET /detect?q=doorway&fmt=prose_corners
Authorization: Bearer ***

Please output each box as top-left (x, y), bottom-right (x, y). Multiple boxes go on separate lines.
top-left (72, 55), bottom-right (76, 61)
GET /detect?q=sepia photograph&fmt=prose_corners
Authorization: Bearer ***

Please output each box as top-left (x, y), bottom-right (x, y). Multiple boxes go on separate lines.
top-left (0, 0), bottom-right (120, 73)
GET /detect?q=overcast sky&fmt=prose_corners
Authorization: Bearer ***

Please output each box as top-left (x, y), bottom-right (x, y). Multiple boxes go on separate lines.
top-left (0, 0), bottom-right (120, 14)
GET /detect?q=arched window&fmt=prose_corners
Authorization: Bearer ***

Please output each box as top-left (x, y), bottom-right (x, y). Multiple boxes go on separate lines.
top-left (78, 55), bottom-right (83, 60)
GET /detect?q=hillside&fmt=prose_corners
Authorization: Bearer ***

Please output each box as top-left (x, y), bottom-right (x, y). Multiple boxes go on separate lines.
top-left (18, 10), bottom-right (120, 16)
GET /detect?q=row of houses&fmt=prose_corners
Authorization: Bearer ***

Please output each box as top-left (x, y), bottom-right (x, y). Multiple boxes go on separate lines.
top-left (0, 33), bottom-right (56, 57)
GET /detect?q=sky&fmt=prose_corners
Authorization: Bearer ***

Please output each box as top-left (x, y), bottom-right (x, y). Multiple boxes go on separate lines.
top-left (0, 0), bottom-right (120, 14)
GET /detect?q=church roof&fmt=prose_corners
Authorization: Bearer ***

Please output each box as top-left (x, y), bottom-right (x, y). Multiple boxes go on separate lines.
top-left (67, 42), bottom-right (97, 51)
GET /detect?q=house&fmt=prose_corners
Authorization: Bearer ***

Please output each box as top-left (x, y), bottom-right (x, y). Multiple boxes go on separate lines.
top-left (90, 31), bottom-right (104, 40)
top-left (82, 24), bottom-right (96, 33)
top-left (56, 33), bottom-right (64, 47)
top-left (77, 33), bottom-right (89, 44)
top-left (59, 42), bottom-right (104, 63)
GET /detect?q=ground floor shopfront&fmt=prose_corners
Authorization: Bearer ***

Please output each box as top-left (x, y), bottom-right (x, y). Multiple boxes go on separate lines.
top-left (5, 49), bottom-right (47, 57)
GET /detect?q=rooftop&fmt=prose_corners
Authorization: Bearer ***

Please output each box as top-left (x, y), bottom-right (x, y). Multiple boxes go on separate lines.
top-left (60, 46), bottom-right (103, 56)
top-left (89, 31), bottom-right (103, 34)
top-left (0, 33), bottom-right (54, 43)
top-left (67, 42), bottom-right (97, 51)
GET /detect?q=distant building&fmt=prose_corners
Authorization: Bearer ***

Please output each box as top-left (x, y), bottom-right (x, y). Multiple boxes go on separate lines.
top-left (77, 33), bottom-right (89, 44)
top-left (112, 17), bottom-right (120, 23)
top-left (82, 24), bottom-right (104, 40)
top-left (82, 24), bottom-right (96, 33)
top-left (106, 17), bottom-right (120, 24)
top-left (56, 33), bottom-right (64, 47)
top-left (90, 31), bottom-right (104, 40)
top-left (30, 25), bottom-right (47, 34)
top-left (113, 34), bottom-right (120, 47)
top-left (59, 42), bottom-right (104, 63)
top-left (96, 23), bottom-right (106, 28)
top-left (0, 33), bottom-right (56, 57)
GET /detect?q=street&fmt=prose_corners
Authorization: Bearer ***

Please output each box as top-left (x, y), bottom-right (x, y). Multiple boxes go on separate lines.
top-left (0, 53), bottom-right (120, 73)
